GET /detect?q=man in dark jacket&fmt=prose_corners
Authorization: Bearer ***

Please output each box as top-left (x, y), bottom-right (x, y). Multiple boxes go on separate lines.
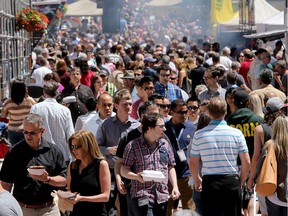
top-left (226, 89), bottom-right (263, 159)
top-left (188, 55), bottom-right (205, 96)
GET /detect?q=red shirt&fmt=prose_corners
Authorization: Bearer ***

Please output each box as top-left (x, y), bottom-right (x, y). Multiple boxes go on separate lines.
top-left (80, 70), bottom-right (94, 87)
top-left (239, 59), bottom-right (253, 83)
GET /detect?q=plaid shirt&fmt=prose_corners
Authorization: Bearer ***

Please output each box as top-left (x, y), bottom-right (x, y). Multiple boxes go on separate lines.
top-left (122, 136), bottom-right (175, 204)
top-left (154, 82), bottom-right (182, 102)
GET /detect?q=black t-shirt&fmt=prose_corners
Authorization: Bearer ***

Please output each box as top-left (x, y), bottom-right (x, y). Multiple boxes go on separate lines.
top-left (0, 139), bottom-right (67, 204)
top-left (116, 127), bottom-right (142, 158)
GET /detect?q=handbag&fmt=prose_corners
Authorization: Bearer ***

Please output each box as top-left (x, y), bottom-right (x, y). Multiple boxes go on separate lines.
top-left (255, 140), bottom-right (277, 196)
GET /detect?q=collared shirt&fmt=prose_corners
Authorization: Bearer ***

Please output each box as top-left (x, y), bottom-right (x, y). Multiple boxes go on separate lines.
top-left (165, 120), bottom-right (196, 178)
top-left (30, 98), bottom-right (74, 161)
top-left (75, 111), bottom-right (116, 137)
top-left (154, 82), bottom-right (183, 102)
top-left (0, 139), bottom-right (67, 205)
top-left (198, 85), bottom-right (226, 103)
top-left (96, 115), bottom-right (140, 168)
top-left (122, 136), bottom-right (175, 204)
top-left (58, 84), bottom-right (95, 124)
top-left (190, 120), bottom-right (248, 175)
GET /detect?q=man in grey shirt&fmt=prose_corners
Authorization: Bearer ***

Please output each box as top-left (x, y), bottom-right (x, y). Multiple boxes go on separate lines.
top-left (198, 66), bottom-right (226, 103)
top-left (96, 89), bottom-right (140, 215)
top-left (0, 173), bottom-right (23, 216)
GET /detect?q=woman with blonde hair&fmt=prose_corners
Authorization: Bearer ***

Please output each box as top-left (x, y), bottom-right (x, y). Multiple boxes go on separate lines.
top-left (67, 130), bottom-right (111, 216)
top-left (248, 94), bottom-right (264, 118)
top-left (247, 97), bottom-right (286, 216)
top-left (265, 115), bottom-right (288, 216)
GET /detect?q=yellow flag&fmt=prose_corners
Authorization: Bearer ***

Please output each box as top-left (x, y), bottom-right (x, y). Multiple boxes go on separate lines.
top-left (211, 0), bottom-right (234, 24)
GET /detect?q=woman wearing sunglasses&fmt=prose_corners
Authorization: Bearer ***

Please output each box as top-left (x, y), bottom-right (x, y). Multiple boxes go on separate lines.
top-left (67, 130), bottom-right (111, 216)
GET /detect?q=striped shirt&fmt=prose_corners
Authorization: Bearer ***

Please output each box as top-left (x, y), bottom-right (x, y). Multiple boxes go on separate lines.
top-left (2, 97), bottom-right (35, 131)
top-left (190, 120), bottom-right (248, 175)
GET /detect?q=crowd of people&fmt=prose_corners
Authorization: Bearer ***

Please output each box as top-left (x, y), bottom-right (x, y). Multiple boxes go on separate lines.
top-left (0, 1), bottom-right (287, 216)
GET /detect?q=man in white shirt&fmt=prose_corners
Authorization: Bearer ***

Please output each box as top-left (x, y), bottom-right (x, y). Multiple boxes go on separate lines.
top-left (30, 80), bottom-right (74, 163)
top-left (76, 93), bottom-right (115, 137)
top-left (30, 55), bottom-right (52, 87)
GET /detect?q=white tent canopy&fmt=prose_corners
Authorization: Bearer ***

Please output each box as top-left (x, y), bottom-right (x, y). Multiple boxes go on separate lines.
top-left (66, 0), bottom-right (103, 17)
top-left (257, 11), bottom-right (284, 32)
top-left (146, 0), bottom-right (182, 7)
top-left (219, 0), bottom-right (280, 31)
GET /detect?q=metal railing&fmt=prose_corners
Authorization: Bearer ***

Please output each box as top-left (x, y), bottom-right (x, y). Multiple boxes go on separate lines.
top-left (0, 0), bottom-right (31, 100)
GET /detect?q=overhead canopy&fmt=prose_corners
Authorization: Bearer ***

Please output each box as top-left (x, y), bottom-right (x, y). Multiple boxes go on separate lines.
top-left (257, 11), bottom-right (284, 32)
top-left (219, 0), bottom-right (280, 31)
top-left (243, 29), bottom-right (286, 42)
top-left (66, 0), bottom-right (103, 17)
top-left (146, 0), bottom-right (182, 7)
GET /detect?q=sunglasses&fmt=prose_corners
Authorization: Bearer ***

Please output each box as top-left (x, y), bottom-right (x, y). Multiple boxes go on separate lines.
top-left (170, 77), bottom-right (177, 80)
top-left (157, 104), bottom-right (171, 109)
top-left (174, 110), bottom-right (188, 115)
top-left (187, 106), bottom-right (199, 111)
top-left (160, 73), bottom-right (170, 77)
top-left (23, 130), bottom-right (41, 135)
top-left (144, 87), bottom-right (154, 91)
top-left (70, 145), bottom-right (82, 150)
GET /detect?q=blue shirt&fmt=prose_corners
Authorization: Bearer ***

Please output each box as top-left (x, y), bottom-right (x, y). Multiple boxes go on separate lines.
top-left (190, 120), bottom-right (248, 175)
top-left (165, 120), bottom-right (196, 178)
top-left (154, 82), bottom-right (182, 102)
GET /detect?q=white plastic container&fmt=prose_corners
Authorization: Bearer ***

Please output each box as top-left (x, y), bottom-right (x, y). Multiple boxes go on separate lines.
top-left (27, 167), bottom-right (45, 176)
top-left (141, 170), bottom-right (165, 182)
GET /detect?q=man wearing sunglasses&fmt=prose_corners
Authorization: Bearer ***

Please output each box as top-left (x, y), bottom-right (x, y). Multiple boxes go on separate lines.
top-left (154, 64), bottom-right (183, 102)
top-left (164, 99), bottom-right (196, 215)
top-left (0, 113), bottom-right (67, 216)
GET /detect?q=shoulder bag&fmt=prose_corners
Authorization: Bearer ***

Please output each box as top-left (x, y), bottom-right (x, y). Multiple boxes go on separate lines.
top-left (255, 140), bottom-right (277, 196)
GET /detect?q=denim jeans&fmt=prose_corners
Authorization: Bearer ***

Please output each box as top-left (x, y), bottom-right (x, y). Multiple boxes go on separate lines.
top-left (8, 130), bottom-right (24, 146)
top-left (130, 198), bottom-right (167, 216)
top-left (266, 197), bottom-right (288, 216)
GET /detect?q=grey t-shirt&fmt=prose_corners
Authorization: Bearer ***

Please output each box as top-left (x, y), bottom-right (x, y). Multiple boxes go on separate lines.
top-left (0, 191), bottom-right (23, 216)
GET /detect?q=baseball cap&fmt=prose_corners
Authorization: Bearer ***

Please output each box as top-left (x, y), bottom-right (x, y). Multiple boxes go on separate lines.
top-left (99, 70), bottom-right (109, 77)
top-left (121, 70), bottom-right (135, 79)
top-left (144, 57), bottom-right (156, 63)
top-left (264, 97), bottom-right (284, 114)
top-left (233, 89), bottom-right (249, 108)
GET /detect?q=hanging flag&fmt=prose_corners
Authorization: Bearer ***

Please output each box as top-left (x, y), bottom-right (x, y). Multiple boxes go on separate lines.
top-left (211, 0), bottom-right (234, 24)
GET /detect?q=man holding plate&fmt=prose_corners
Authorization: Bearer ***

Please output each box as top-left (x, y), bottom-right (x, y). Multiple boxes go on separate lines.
top-left (121, 112), bottom-right (180, 216)
top-left (0, 113), bottom-right (67, 216)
